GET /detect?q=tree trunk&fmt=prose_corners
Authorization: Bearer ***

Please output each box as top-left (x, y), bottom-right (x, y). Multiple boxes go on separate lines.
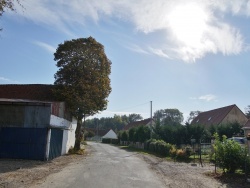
top-left (74, 116), bottom-right (83, 151)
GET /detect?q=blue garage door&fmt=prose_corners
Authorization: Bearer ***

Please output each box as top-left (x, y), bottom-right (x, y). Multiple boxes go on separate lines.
top-left (0, 127), bottom-right (48, 160)
top-left (48, 128), bottom-right (63, 160)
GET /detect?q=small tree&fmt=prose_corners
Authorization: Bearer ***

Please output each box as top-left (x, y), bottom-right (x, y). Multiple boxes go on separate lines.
top-left (137, 126), bottom-right (151, 143)
top-left (128, 128), bottom-right (136, 142)
top-left (54, 37), bottom-right (111, 151)
top-left (121, 131), bottom-right (128, 141)
top-left (213, 133), bottom-right (245, 173)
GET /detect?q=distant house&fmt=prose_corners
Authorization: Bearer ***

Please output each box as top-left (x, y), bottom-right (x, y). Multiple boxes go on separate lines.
top-left (191, 104), bottom-right (248, 128)
top-left (85, 128), bottom-right (117, 141)
top-left (0, 84), bottom-right (77, 160)
top-left (123, 118), bottom-right (155, 130)
top-left (102, 129), bottom-right (118, 140)
top-left (85, 128), bottom-right (109, 142)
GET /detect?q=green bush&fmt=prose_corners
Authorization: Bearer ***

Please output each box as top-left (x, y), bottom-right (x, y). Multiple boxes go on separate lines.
top-left (102, 138), bottom-right (111, 143)
top-left (149, 141), bottom-right (157, 152)
top-left (144, 139), bottom-right (156, 150)
top-left (111, 139), bottom-right (119, 144)
top-left (155, 140), bottom-right (172, 156)
top-left (145, 139), bottom-right (173, 157)
top-left (214, 133), bottom-right (246, 173)
top-left (102, 138), bottom-right (118, 144)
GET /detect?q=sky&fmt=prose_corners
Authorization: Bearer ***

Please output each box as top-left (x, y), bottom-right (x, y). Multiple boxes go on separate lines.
top-left (0, 0), bottom-right (250, 122)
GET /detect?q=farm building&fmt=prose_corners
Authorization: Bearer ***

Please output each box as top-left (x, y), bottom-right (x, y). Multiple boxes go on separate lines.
top-left (0, 84), bottom-right (76, 160)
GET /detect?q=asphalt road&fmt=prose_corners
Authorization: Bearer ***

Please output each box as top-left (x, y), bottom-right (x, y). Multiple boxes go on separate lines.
top-left (35, 142), bottom-right (165, 188)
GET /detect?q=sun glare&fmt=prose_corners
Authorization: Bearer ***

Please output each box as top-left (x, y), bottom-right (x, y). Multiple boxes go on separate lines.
top-left (168, 3), bottom-right (208, 47)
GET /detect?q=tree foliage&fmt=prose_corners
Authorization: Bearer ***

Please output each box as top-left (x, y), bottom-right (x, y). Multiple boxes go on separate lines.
top-left (124, 125), bottom-right (150, 143)
top-left (187, 111), bottom-right (201, 124)
top-left (245, 105), bottom-right (250, 119)
top-left (53, 37), bottom-right (111, 150)
top-left (85, 113), bottom-right (142, 131)
top-left (154, 108), bottom-right (184, 126)
top-left (214, 122), bottom-right (243, 139)
top-left (0, 0), bottom-right (22, 30)
top-left (213, 133), bottom-right (246, 173)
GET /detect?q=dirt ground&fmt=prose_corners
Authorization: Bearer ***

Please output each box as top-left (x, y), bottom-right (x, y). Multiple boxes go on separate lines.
top-left (0, 153), bottom-right (88, 188)
top-left (0, 144), bottom-right (249, 188)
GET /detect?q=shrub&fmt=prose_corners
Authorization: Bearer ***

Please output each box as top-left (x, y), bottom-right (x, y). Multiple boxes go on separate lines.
top-left (149, 141), bottom-right (157, 152)
top-left (155, 140), bottom-right (172, 156)
top-left (111, 139), bottom-right (119, 145)
top-left (102, 138), bottom-right (118, 144)
top-left (184, 145), bottom-right (192, 156)
top-left (214, 133), bottom-right (246, 173)
top-left (176, 149), bottom-right (188, 160)
top-left (170, 145), bottom-right (177, 158)
top-left (144, 139), bottom-right (174, 157)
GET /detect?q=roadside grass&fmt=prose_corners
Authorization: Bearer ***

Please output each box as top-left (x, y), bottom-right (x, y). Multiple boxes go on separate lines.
top-left (119, 145), bottom-right (250, 187)
top-left (189, 154), bottom-right (211, 163)
top-left (119, 146), bottom-right (171, 160)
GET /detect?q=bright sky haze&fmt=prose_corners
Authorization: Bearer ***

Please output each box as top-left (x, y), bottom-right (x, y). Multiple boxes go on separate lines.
top-left (1, 0), bottom-right (250, 122)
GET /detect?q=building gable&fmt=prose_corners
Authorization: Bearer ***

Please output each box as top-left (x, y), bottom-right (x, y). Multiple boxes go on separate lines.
top-left (191, 104), bottom-right (247, 127)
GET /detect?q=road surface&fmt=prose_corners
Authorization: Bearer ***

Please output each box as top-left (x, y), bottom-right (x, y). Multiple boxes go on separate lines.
top-left (35, 142), bottom-right (165, 188)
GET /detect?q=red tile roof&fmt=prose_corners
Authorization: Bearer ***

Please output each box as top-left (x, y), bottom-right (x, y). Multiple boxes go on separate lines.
top-left (124, 118), bottom-right (153, 130)
top-left (0, 84), bottom-right (57, 101)
top-left (191, 104), bottom-right (237, 126)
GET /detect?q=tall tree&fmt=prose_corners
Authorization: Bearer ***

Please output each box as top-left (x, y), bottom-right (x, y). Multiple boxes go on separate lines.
top-left (187, 111), bottom-right (201, 124)
top-left (154, 108), bottom-right (184, 126)
top-left (54, 37), bottom-right (112, 150)
top-left (245, 105), bottom-right (250, 119)
top-left (128, 113), bottom-right (143, 123)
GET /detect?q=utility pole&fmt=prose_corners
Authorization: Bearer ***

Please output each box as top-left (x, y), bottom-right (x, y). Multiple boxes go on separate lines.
top-left (150, 101), bottom-right (153, 138)
top-left (150, 101), bottom-right (152, 121)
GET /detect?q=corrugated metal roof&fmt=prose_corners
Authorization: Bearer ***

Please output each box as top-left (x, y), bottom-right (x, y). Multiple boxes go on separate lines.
top-left (0, 84), bottom-right (56, 101)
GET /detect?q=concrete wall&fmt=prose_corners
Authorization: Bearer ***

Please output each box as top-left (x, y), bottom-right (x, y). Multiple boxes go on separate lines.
top-left (50, 115), bottom-right (77, 155)
top-left (221, 106), bottom-right (248, 126)
top-left (61, 117), bottom-right (77, 155)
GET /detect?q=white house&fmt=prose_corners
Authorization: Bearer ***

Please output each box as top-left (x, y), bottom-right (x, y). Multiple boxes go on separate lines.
top-left (102, 129), bottom-right (118, 140)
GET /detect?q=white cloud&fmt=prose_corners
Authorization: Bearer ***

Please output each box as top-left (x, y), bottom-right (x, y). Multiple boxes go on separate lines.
top-left (33, 41), bottom-right (56, 54)
top-left (12, 0), bottom-right (250, 62)
top-left (190, 94), bottom-right (218, 101)
top-left (198, 94), bottom-right (218, 102)
top-left (149, 47), bottom-right (171, 59)
top-left (125, 44), bottom-right (150, 55)
top-left (0, 76), bottom-right (20, 84)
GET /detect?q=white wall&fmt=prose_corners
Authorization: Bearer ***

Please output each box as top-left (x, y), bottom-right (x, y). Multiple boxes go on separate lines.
top-left (102, 129), bottom-right (117, 139)
top-left (50, 114), bottom-right (71, 128)
top-left (61, 117), bottom-right (77, 155)
top-left (49, 115), bottom-right (77, 155)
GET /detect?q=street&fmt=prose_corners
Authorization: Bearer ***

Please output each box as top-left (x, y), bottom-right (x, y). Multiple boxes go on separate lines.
top-left (35, 142), bottom-right (165, 188)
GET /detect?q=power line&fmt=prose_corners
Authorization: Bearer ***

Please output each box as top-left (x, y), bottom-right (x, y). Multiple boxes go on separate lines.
top-left (114, 101), bottom-right (150, 112)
